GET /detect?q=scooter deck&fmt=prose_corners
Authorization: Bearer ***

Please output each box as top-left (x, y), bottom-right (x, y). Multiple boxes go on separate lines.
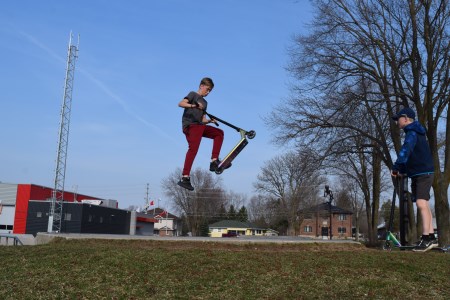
top-left (397, 246), bottom-right (449, 252)
top-left (216, 138), bottom-right (248, 173)
top-left (432, 246), bottom-right (449, 253)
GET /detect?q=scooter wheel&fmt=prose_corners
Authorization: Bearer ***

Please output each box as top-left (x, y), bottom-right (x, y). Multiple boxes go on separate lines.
top-left (246, 130), bottom-right (256, 139)
top-left (382, 241), bottom-right (392, 251)
top-left (215, 169), bottom-right (224, 175)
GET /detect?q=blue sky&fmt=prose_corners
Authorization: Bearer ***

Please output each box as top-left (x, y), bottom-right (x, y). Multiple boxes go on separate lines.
top-left (0, 1), bottom-right (313, 209)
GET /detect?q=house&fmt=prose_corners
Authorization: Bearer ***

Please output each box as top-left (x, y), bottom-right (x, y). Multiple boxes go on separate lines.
top-left (209, 220), bottom-right (278, 237)
top-left (145, 208), bottom-right (182, 236)
top-left (300, 202), bottom-right (353, 239)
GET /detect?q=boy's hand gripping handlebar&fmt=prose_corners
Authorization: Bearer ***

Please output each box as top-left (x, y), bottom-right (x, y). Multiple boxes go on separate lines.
top-left (192, 100), bottom-right (255, 139)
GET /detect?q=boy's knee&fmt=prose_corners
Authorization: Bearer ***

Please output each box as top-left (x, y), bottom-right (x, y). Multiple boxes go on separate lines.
top-left (215, 129), bottom-right (224, 138)
top-left (416, 199), bottom-right (429, 208)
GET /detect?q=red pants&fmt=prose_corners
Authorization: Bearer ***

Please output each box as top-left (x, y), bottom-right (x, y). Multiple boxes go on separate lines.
top-left (182, 124), bottom-right (224, 176)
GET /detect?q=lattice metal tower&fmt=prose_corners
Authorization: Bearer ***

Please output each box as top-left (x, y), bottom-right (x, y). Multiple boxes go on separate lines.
top-left (48, 33), bottom-right (79, 233)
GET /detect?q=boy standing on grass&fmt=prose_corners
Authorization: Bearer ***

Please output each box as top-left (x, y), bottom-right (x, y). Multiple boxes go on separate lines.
top-left (391, 107), bottom-right (437, 252)
top-left (177, 77), bottom-right (230, 191)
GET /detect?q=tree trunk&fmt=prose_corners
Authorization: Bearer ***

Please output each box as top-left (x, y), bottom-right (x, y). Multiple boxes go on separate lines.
top-left (434, 173), bottom-right (450, 246)
top-left (355, 210), bottom-right (360, 242)
top-left (367, 148), bottom-right (382, 246)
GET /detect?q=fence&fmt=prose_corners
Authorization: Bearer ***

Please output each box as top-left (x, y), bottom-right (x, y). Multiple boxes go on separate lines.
top-left (0, 234), bottom-right (23, 246)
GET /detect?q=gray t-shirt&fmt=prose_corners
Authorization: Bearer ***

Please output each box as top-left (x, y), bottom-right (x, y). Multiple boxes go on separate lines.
top-left (181, 91), bottom-right (208, 129)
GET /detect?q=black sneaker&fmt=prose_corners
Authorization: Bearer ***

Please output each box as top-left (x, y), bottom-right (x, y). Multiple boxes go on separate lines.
top-left (177, 177), bottom-right (194, 191)
top-left (412, 239), bottom-right (436, 252)
top-left (430, 239), bottom-right (439, 248)
top-left (209, 159), bottom-right (232, 172)
top-left (414, 239), bottom-right (423, 246)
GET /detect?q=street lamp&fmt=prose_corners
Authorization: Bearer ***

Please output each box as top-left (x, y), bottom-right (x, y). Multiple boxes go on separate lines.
top-left (324, 185), bottom-right (334, 240)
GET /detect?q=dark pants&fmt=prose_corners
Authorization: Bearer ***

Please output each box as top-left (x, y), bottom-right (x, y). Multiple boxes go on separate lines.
top-left (182, 124), bottom-right (224, 176)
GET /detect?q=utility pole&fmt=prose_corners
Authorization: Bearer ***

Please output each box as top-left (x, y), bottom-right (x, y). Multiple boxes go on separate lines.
top-left (154, 198), bottom-right (160, 215)
top-left (48, 32), bottom-right (79, 233)
top-left (144, 183), bottom-right (150, 214)
top-left (72, 185), bottom-right (78, 202)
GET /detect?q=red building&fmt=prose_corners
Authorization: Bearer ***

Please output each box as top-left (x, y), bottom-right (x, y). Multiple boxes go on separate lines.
top-left (0, 183), bottom-right (108, 234)
top-left (300, 203), bottom-right (353, 239)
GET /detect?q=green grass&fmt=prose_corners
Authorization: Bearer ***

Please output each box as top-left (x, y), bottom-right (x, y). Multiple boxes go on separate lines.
top-left (0, 239), bottom-right (449, 299)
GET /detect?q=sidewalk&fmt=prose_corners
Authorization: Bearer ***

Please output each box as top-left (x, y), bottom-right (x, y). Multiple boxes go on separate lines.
top-left (33, 233), bottom-right (361, 245)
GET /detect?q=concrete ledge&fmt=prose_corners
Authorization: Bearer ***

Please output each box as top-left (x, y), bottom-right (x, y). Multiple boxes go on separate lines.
top-left (35, 233), bottom-right (362, 245)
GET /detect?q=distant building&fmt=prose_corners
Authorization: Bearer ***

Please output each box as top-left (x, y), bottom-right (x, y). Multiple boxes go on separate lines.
top-left (26, 200), bottom-right (132, 235)
top-left (0, 183), bottom-right (154, 236)
top-left (144, 208), bottom-right (182, 236)
top-left (300, 203), bottom-right (353, 239)
top-left (135, 213), bottom-right (157, 236)
top-left (209, 220), bottom-right (278, 237)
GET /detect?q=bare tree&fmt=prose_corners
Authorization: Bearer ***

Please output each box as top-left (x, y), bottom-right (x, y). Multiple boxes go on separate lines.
top-left (248, 194), bottom-right (277, 228)
top-left (338, 177), bottom-right (366, 242)
top-left (271, 0), bottom-right (449, 245)
top-left (253, 149), bottom-right (324, 236)
top-left (225, 191), bottom-right (247, 213)
top-left (162, 168), bottom-right (226, 236)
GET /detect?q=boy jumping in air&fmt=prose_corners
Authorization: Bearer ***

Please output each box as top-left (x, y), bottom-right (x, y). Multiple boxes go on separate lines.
top-left (177, 77), bottom-right (230, 191)
top-left (391, 107), bottom-right (437, 252)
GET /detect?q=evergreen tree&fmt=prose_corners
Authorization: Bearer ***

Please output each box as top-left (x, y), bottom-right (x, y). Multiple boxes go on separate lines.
top-left (237, 206), bottom-right (249, 222)
top-left (199, 219), bottom-right (210, 237)
top-left (228, 205), bottom-right (237, 220)
top-left (214, 203), bottom-right (227, 223)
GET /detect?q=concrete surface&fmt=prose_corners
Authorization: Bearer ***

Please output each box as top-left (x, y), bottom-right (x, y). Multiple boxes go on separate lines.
top-left (33, 233), bottom-right (361, 245)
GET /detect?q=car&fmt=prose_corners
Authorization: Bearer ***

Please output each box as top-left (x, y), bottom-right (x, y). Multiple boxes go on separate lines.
top-left (222, 232), bottom-right (238, 238)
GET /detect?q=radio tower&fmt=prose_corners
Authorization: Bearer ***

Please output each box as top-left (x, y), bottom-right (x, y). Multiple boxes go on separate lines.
top-left (48, 33), bottom-right (79, 233)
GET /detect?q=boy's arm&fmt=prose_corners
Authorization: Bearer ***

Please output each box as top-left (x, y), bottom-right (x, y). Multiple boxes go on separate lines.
top-left (178, 98), bottom-right (204, 110)
top-left (201, 114), bottom-right (217, 125)
top-left (392, 131), bottom-right (418, 173)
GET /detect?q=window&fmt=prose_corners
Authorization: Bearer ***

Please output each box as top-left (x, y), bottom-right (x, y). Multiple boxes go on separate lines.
top-left (304, 226), bottom-right (313, 233)
top-left (99, 216), bottom-right (103, 223)
top-left (37, 212), bottom-right (42, 218)
top-left (338, 227), bottom-right (347, 233)
top-left (88, 215), bottom-right (93, 222)
top-left (65, 213), bottom-right (72, 221)
top-left (338, 214), bottom-right (347, 221)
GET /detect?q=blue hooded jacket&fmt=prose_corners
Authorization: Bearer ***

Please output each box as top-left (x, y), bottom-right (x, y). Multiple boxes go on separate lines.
top-left (393, 121), bottom-right (434, 177)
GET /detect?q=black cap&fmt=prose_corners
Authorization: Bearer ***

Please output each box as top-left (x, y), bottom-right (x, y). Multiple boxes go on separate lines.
top-left (392, 107), bottom-right (415, 121)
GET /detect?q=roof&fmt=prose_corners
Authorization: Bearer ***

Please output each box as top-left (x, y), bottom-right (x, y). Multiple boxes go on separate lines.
top-left (302, 202), bottom-right (353, 215)
top-left (136, 216), bottom-right (157, 223)
top-left (209, 220), bottom-right (262, 229)
top-left (145, 207), bottom-right (179, 219)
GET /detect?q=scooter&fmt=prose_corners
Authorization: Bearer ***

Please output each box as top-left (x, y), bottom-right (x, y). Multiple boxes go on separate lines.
top-left (383, 176), bottom-right (449, 253)
top-left (205, 112), bottom-right (255, 174)
top-left (382, 177), bottom-right (414, 251)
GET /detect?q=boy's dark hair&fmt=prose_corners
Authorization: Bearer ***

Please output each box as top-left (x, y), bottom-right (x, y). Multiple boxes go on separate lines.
top-left (200, 77), bottom-right (214, 88)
